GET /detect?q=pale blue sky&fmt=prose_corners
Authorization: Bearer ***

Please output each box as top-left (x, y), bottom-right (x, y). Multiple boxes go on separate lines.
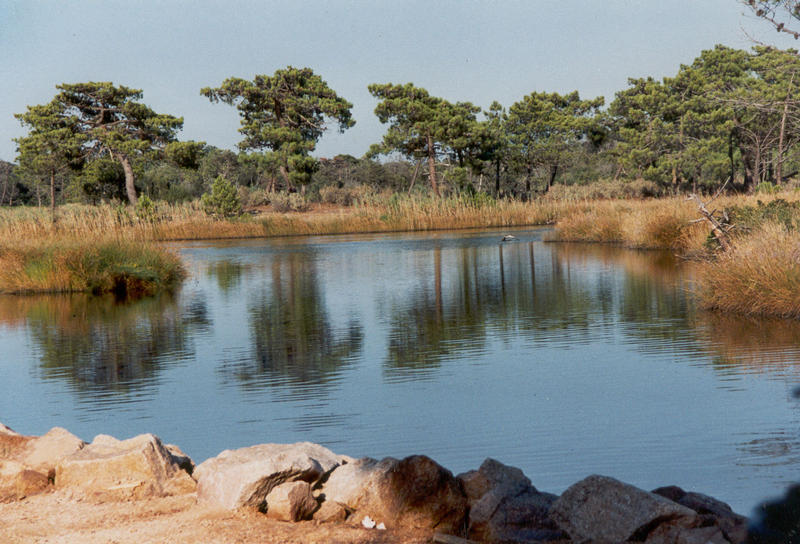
top-left (1, 0), bottom-right (797, 163)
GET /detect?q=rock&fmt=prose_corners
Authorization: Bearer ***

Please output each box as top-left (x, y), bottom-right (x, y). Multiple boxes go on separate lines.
top-left (551, 475), bottom-right (698, 543)
top-left (0, 460), bottom-right (49, 501)
top-left (0, 422), bottom-right (20, 435)
top-left (457, 458), bottom-right (531, 502)
top-left (458, 459), bottom-right (564, 543)
top-left (645, 524), bottom-right (729, 544)
top-left (313, 499), bottom-right (348, 523)
top-left (194, 442), bottom-right (344, 510)
top-left (0, 427), bottom-right (33, 459)
top-left (263, 480), bottom-right (318, 521)
top-left (23, 427), bottom-right (85, 475)
top-left (165, 444), bottom-right (195, 475)
top-left (653, 485), bottom-right (748, 544)
top-left (319, 455), bottom-right (468, 533)
top-left (55, 433), bottom-right (196, 499)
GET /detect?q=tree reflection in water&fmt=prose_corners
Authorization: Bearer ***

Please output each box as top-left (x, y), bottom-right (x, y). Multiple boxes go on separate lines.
top-left (8, 292), bottom-right (209, 392)
top-left (219, 251), bottom-right (363, 398)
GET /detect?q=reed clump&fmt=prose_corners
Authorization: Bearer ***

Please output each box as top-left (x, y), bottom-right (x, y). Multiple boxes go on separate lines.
top-left (552, 198), bottom-right (707, 252)
top-left (0, 236), bottom-right (185, 296)
top-left (695, 222), bottom-right (800, 317)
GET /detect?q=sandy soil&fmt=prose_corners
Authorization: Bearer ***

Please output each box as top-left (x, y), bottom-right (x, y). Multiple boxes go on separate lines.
top-left (0, 489), bottom-right (434, 544)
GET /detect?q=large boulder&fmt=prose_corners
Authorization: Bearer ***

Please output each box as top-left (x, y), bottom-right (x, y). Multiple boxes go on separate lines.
top-left (0, 459), bottom-right (49, 502)
top-left (653, 485), bottom-right (748, 544)
top-left (55, 433), bottom-right (196, 499)
top-left (264, 480), bottom-right (318, 521)
top-left (194, 442), bottom-right (344, 510)
top-left (319, 455), bottom-right (468, 534)
top-left (23, 427), bottom-right (85, 475)
top-left (644, 524), bottom-right (729, 544)
top-left (0, 423), bottom-right (33, 459)
top-left (550, 475), bottom-right (698, 543)
top-left (458, 458), bottom-right (565, 543)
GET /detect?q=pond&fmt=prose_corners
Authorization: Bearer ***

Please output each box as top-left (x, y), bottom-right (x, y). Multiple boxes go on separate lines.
top-left (1, 226), bottom-right (799, 514)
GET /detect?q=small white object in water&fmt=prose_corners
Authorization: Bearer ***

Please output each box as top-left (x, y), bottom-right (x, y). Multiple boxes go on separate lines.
top-left (502, 234), bottom-right (517, 241)
top-left (362, 515), bottom-right (376, 529)
top-left (376, 522), bottom-right (386, 530)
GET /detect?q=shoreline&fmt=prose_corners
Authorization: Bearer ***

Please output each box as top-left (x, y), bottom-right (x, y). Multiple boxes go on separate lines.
top-left (2, 421), bottom-right (784, 544)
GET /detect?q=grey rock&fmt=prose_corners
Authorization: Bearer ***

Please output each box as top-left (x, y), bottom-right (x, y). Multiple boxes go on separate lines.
top-left (459, 459), bottom-right (564, 543)
top-left (194, 442), bottom-right (344, 510)
top-left (551, 475), bottom-right (697, 543)
top-left (645, 524), bottom-right (729, 544)
top-left (653, 486), bottom-right (748, 544)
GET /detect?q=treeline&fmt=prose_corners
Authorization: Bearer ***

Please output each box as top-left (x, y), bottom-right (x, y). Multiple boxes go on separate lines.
top-left (5, 45), bottom-right (800, 210)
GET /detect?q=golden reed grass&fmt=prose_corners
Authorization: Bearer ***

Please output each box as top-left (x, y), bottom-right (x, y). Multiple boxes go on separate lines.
top-left (694, 222), bottom-right (800, 317)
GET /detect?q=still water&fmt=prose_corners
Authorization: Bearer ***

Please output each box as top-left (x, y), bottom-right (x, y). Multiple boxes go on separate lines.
top-left (1, 227), bottom-right (799, 514)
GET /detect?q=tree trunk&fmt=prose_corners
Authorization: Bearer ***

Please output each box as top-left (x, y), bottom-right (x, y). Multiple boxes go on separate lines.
top-left (524, 167), bottom-right (532, 199)
top-left (738, 143), bottom-right (756, 193)
top-left (778, 89), bottom-right (790, 185)
top-left (114, 153), bottom-right (138, 206)
top-left (547, 163), bottom-right (559, 192)
top-left (279, 164), bottom-right (293, 191)
top-left (495, 159), bottom-right (501, 196)
top-left (426, 133), bottom-right (440, 196)
top-left (50, 170), bottom-right (56, 224)
top-left (408, 159), bottom-right (422, 195)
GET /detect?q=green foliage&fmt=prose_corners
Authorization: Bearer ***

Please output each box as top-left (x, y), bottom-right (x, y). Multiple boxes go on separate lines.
top-left (368, 82), bottom-right (482, 195)
top-left (755, 181), bottom-right (779, 194)
top-left (202, 66), bottom-right (354, 190)
top-left (135, 194), bottom-right (156, 221)
top-left (52, 82), bottom-right (184, 205)
top-left (200, 176), bottom-right (242, 217)
top-left (506, 90), bottom-right (604, 193)
top-left (727, 198), bottom-right (800, 232)
top-left (165, 141), bottom-right (205, 169)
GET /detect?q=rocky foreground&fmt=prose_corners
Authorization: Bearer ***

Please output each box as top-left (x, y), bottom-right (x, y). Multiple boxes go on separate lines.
top-left (0, 422), bottom-right (792, 543)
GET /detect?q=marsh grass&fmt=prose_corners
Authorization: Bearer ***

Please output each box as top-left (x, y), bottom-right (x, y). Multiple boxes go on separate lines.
top-left (694, 222), bottom-right (800, 317)
top-left (0, 236), bottom-right (185, 295)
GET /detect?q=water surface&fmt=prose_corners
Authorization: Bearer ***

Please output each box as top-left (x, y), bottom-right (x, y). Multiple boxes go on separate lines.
top-left (1, 227), bottom-right (799, 514)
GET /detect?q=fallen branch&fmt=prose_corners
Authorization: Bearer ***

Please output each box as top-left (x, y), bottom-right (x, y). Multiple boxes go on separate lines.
top-left (687, 179), bottom-right (733, 251)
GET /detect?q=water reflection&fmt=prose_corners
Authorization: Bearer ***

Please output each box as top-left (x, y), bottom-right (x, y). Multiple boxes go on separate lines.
top-left (217, 251), bottom-right (363, 398)
top-left (3, 230), bottom-right (800, 513)
top-left (0, 292), bottom-right (206, 392)
top-left (206, 260), bottom-right (246, 295)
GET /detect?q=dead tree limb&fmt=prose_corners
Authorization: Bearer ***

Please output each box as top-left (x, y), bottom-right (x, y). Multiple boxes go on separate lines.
top-left (687, 179), bottom-right (734, 251)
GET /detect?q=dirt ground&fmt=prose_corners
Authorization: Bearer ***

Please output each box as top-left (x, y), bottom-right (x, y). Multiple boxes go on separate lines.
top-left (0, 490), bottom-right (435, 544)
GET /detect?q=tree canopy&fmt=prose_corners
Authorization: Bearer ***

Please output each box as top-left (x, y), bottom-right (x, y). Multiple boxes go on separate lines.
top-left (201, 66), bottom-right (355, 190)
top-left (53, 82), bottom-right (183, 205)
top-left (506, 91), bottom-right (604, 194)
top-left (14, 101), bottom-right (84, 219)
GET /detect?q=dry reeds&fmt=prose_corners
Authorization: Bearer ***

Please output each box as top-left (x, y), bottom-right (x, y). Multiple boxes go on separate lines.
top-left (694, 222), bottom-right (800, 318)
top-left (0, 236), bottom-right (184, 295)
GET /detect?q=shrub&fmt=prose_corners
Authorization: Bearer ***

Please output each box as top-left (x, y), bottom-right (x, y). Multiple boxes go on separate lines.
top-left (319, 184), bottom-right (376, 206)
top-left (200, 176), bottom-right (242, 217)
top-left (135, 194), bottom-right (156, 222)
top-left (755, 181), bottom-right (778, 194)
top-left (270, 192), bottom-right (310, 212)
